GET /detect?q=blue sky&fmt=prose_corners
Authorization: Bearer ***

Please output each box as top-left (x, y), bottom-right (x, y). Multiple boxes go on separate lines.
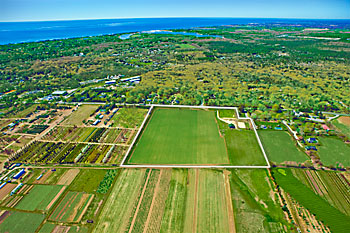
top-left (1, 0), bottom-right (349, 21)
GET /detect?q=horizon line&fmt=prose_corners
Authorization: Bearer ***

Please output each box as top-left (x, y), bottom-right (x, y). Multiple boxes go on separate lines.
top-left (1, 16), bottom-right (350, 23)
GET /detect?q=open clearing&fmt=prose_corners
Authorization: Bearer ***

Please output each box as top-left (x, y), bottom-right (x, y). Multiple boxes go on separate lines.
top-left (318, 137), bottom-right (350, 167)
top-left (62, 105), bottom-right (99, 126)
top-left (129, 108), bottom-right (228, 165)
top-left (258, 130), bottom-right (308, 164)
top-left (15, 185), bottom-right (65, 211)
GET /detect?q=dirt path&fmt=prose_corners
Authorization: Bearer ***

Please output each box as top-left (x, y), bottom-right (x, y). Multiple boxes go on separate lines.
top-left (224, 170), bottom-right (236, 233)
top-left (128, 169), bottom-right (152, 233)
top-left (143, 169), bottom-right (163, 233)
top-left (46, 186), bottom-right (66, 211)
top-left (192, 169), bottom-right (199, 233)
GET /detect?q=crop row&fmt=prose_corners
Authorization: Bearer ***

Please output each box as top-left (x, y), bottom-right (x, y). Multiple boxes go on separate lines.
top-left (9, 141), bottom-right (125, 164)
top-left (42, 126), bottom-right (125, 144)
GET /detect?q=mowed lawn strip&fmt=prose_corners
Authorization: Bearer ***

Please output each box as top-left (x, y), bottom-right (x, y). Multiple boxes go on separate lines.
top-left (258, 130), bottom-right (308, 164)
top-left (318, 137), bottom-right (350, 167)
top-left (129, 108), bottom-right (228, 165)
top-left (15, 185), bottom-right (64, 211)
top-left (0, 211), bottom-right (45, 233)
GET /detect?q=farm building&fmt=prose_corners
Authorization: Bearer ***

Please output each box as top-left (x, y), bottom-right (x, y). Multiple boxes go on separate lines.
top-left (13, 169), bottom-right (25, 179)
top-left (105, 80), bottom-right (116, 85)
top-left (92, 120), bottom-right (101, 126)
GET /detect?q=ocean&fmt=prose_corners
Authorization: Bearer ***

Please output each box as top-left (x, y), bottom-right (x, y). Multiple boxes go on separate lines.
top-left (0, 18), bottom-right (349, 45)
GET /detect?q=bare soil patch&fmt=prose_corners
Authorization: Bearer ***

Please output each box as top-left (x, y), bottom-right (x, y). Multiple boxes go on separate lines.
top-left (338, 116), bottom-right (350, 126)
top-left (34, 170), bottom-right (52, 184)
top-left (0, 183), bottom-right (16, 200)
top-left (57, 169), bottom-right (80, 185)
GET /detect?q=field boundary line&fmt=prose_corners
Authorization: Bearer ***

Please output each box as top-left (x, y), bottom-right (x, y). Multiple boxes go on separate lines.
top-left (120, 106), bottom-right (153, 165)
top-left (119, 104), bottom-right (270, 168)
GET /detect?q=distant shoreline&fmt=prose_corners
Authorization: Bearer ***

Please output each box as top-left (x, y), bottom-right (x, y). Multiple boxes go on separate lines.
top-left (1, 17), bottom-right (349, 45)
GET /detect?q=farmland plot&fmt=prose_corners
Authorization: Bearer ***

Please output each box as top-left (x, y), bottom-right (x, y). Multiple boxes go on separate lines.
top-left (229, 169), bottom-right (288, 232)
top-left (49, 191), bottom-right (94, 222)
top-left (62, 105), bottom-right (100, 126)
top-left (15, 184), bottom-right (65, 211)
top-left (93, 169), bottom-right (148, 233)
top-left (273, 168), bottom-right (350, 233)
top-left (0, 211), bottom-right (45, 233)
top-left (292, 169), bottom-right (350, 215)
top-left (318, 137), bottom-right (350, 167)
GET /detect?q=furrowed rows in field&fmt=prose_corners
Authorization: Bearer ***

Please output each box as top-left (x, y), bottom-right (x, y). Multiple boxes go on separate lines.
top-left (93, 169), bottom-right (234, 233)
top-left (93, 169), bottom-right (147, 233)
top-left (9, 141), bottom-right (125, 164)
top-left (42, 126), bottom-right (125, 143)
top-left (292, 169), bottom-right (350, 215)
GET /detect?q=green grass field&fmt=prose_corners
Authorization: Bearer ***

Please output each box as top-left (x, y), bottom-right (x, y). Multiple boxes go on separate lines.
top-left (0, 211), bottom-right (45, 233)
top-left (69, 169), bottom-right (106, 193)
top-left (129, 108), bottom-right (228, 165)
top-left (258, 131), bottom-right (308, 164)
top-left (333, 119), bottom-right (350, 138)
top-left (318, 137), bottom-right (350, 167)
top-left (15, 185), bottom-right (64, 211)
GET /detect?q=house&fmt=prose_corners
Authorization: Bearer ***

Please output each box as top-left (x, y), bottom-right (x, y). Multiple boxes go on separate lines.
top-left (305, 146), bottom-right (317, 151)
top-left (105, 80), bottom-right (116, 85)
top-left (322, 124), bottom-right (330, 131)
top-left (52, 90), bottom-right (67, 96)
top-left (307, 138), bottom-right (318, 143)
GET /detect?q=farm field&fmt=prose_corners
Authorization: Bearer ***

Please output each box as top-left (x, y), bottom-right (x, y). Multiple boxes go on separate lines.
top-left (38, 223), bottom-right (88, 233)
top-left (129, 108), bottom-right (229, 165)
top-left (69, 169), bottom-right (107, 193)
top-left (94, 168), bottom-right (236, 233)
top-left (62, 105), bottom-right (100, 126)
top-left (15, 184), bottom-right (65, 211)
top-left (333, 116), bottom-right (350, 138)
top-left (273, 168), bottom-right (350, 233)
top-left (0, 211), bottom-right (45, 233)
top-left (49, 191), bottom-right (94, 222)
top-left (258, 130), bottom-right (308, 164)
top-left (229, 169), bottom-right (288, 232)
top-left (111, 107), bottom-right (148, 128)
top-left (291, 169), bottom-right (350, 215)
top-left (216, 117), bottom-right (267, 165)
top-left (318, 137), bottom-right (350, 167)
